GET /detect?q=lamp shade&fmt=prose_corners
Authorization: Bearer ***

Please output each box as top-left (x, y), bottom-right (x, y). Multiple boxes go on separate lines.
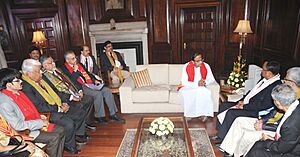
top-left (32, 31), bottom-right (47, 43)
top-left (234, 20), bottom-right (253, 34)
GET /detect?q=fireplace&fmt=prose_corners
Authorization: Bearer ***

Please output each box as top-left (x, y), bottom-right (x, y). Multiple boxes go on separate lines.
top-left (89, 21), bottom-right (148, 72)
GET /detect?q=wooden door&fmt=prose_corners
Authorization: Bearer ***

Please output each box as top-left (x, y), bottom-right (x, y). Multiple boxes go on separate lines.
top-left (179, 6), bottom-right (219, 70)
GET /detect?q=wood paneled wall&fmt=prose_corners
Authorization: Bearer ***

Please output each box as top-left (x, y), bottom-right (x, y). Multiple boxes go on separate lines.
top-left (0, 0), bottom-right (299, 75)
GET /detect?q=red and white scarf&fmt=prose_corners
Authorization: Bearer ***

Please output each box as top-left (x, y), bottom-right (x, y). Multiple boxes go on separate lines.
top-left (64, 63), bottom-right (93, 86)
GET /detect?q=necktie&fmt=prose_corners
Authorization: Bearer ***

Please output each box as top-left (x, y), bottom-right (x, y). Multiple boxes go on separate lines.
top-left (110, 52), bottom-right (114, 60)
top-left (85, 58), bottom-right (88, 69)
top-left (38, 82), bottom-right (47, 92)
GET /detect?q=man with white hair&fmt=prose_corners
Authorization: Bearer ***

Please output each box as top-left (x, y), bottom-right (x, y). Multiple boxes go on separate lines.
top-left (21, 59), bottom-right (86, 154)
top-left (246, 84), bottom-right (300, 156)
top-left (218, 67), bottom-right (300, 157)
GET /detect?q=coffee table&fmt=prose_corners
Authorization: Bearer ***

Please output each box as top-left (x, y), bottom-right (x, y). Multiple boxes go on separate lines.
top-left (131, 116), bottom-right (194, 157)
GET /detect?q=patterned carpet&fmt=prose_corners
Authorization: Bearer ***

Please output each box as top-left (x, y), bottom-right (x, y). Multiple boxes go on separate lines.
top-left (116, 128), bottom-right (215, 157)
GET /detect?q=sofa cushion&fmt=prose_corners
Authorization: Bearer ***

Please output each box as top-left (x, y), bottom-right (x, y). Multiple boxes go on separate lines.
top-left (136, 64), bottom-right (169, 84)
top-left (132, 84), bottom-right (170, 103)
top-left (169, 85), bottom-right (181, 104)
top-left (169, 64), bottom-right (184, 85)
top-left (131, 68), bottom-right (152, 88)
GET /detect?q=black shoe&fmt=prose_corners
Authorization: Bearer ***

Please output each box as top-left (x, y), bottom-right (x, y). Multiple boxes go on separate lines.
top-left (85, 124), bottom-right (97, 131)
top-left (209, 135), bottom-right (221, 140)
top-left (216, 145), bottom-right (225, 153)
top-left (214, 140), bottom-right (222, 147)
top-left (77, 133), bottom-right (90, 139)
top-left (223, 151), bottom-right (233, 157)
top-left (64, 146), bottom-right (81, 154)
top-left (75, 136), bottom-right (87, 145)
top-left (94, 117), bottom-right (108, 124)
top-left (110, 115), bottom-right (125, 123)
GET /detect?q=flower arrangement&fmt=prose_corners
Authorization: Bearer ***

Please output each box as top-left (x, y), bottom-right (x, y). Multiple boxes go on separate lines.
top-left (227, 55), bottom-right (247, 88)
top-left (149, 117), bottom-right (174, 137)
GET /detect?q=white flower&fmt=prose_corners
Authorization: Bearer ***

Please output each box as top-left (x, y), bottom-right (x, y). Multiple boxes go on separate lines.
top-left (159, 125), bottom-right (166, 131)
top-left (163, 130), bottom-right (169, 135)
top-left (153, 124), bottom-right (158, 129)
top-left (156, 130), bottom-right (163, 136)
top-left (235, 84), bottom-right (240, 88)
top-left (242, 82), bottom-right (245, 86)
top-left (149, 127), bottom-right (156, 134)
top-left (234, 78), bottom-right (239, 82)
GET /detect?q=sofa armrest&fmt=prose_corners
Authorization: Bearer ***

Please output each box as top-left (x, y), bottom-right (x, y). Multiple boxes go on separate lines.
top-left (119, 77), bottom-right (135, 113)
top-left (207, 81), bottom-right (220, 112)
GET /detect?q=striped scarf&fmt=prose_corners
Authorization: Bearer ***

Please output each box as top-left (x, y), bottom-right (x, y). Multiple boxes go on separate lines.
top-left (22, 73), bottom-right (62, 107)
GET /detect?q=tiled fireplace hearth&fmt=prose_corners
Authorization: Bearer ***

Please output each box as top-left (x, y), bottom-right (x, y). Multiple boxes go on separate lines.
top-left (89, 21), bottom-right (148, 71)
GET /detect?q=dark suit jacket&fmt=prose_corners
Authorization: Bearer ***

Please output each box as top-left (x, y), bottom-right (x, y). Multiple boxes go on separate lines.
top-left (99, 51), bottom-right (126, 73)
top-left (60, 63), bottom-right (97, 90)
top-left (22, 80), bottom-right (59, 113)
top-left (248, 101), bottom-right (300, 156)
top-left (242, 80), bottom-right (282, 113)
top-left (265, 102), bottom-right (300, 156)
top-left (77, 55), bottom-right (99, 74)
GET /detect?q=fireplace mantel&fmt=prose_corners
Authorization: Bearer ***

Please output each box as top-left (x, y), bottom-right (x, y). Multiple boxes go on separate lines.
top-left (89, 21), bottom-right (148, 64)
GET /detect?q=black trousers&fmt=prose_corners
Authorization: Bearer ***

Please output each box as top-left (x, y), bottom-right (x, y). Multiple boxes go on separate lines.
top-left (246, 141), bottom-right (297, 157)
top-left (50, 104), bottom-right (85, 149)
top-left (35, 125), bottom-right (65, 157)
top-left (216, 102), bottom-right (257, 139)
top-left (71, 95), bottom-right (94, 125)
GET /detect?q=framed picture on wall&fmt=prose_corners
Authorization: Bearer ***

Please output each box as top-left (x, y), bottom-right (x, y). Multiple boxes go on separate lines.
top-left (105, 0), bottom-right (125, 10)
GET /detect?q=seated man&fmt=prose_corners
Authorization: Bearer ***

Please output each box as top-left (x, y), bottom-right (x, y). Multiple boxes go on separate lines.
top-left (28, 46), bottom-right (41, 60)
top-left (214, 61), bottom-right (282, 140)
top-left (219, 67), bottom-right (300, 157)
top-left (100, 40), bottom-right (130, 84)
top-left (78, 45), bottom-right (99, 74)
top-left (178, 51), bottom-right (216, 122)
top-left (246, 84), bottom-right (300, 157)
top-left (0, 115), bottom-right (48, 157)
top-left (61, 50), bottom-right (125, 123)
top-left (0, 68), bottom-right (64, 157)
top-left (40, 54), bottom-right (96, 131)
top-left (21, 59), bottom-right (86, 154)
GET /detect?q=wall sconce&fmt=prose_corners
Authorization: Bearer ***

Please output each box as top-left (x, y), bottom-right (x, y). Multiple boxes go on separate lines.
top-left (32, 31), bottom-right (47, 54)
top-left (234, 20), bottom-right (253, 57)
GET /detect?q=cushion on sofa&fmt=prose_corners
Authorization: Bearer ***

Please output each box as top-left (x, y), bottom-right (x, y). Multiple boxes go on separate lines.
top-left (136, 64), bottom-right (169, 85)
top-left (131, 68), bottom-right (152, 88)
top-left (168, 64), bottom-right (184, 85)
top-left (132, 84), bottom-right (170, 103)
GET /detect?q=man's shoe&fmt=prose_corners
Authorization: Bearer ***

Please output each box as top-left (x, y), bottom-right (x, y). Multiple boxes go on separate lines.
top-left (75, 136), bottom-right (87, 145)
top-left (214, 140), bottom-right (222, 147)
top-left (209, 135), bottom-right (221, 140)
top-left (223, 151), bottom-right (233, 157)
top-left (64, 146), bottom-right (81, 154)
top-left (77, 133), bottom-right (90, 139)
top-left (110, 115), bottom-right (125, 123)
top-left (94, 117), bottom-right (108, 124)
top-left (85, 124), bottom-right (97, 131)
top-left (76, 140), bottom-right (87, 146)
top-left (216, 145), bottom-right (225, 153)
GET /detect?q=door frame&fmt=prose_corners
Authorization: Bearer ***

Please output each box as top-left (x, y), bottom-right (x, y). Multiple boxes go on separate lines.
top-left (175, 1), bottom-right (223, 72)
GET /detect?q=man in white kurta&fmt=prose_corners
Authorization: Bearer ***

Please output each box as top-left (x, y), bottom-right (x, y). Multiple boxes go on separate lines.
top-left (179, 53), bottom-right (216, 118)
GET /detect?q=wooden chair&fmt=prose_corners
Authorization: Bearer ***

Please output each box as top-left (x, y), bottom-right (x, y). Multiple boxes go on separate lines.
top-left (97, 54), bottom-right (129, 94)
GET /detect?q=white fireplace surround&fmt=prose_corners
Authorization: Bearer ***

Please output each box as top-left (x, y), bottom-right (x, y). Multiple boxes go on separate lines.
top-left (89, 21), bottom-right (149, 65)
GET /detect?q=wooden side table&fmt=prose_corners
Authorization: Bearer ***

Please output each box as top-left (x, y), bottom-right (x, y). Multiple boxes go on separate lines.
top-left (219, 85), bottom-right (243, 102)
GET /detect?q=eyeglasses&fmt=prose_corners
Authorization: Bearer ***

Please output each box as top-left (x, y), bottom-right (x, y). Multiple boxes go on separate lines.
top-left (12, 78), bottom-right (22, 83)
top-left (283, 79), bottom-right (295, 84)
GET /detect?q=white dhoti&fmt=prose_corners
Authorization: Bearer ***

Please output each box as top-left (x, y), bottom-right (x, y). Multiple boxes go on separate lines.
top-left (220, 117), bottom-right (275, 157)
top-left (179, 86), bottom-right (214, 117)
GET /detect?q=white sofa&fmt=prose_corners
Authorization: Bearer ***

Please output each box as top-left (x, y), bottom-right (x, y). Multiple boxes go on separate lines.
top-left (119, 64), bottom-right (220, 113)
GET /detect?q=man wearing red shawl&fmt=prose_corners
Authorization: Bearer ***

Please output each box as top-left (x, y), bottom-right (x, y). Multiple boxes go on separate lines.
top-left (179, 52), bottom-right (216, 121)
top-left (0, 68), bottom-right (65, 157)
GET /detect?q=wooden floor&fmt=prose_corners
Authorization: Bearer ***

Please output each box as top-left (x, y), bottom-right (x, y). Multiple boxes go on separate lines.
top-left (63, 113), bottom-right (223, 157)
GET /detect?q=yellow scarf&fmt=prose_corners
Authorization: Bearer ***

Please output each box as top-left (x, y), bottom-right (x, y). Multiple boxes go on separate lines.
top-left (22, 74), bottom-right (62, 107)
top-left (106, 51), bottom-right (123, 82)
